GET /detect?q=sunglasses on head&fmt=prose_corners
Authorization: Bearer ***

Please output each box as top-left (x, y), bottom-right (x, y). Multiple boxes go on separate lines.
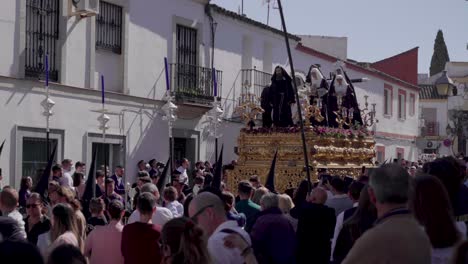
top-left (26, 204), bottom-right (40, 209)
top-left (190, 204), bottom-right (214, 223)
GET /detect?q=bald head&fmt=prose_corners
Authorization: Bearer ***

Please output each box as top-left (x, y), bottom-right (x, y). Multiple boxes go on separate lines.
top-left (310, 188), bottom-right (327, 204)
top-left (190, 192), bottom-right (225, 216)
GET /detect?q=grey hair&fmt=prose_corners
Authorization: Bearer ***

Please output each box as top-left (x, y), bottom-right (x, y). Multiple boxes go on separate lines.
top-left (369, 164), bottom-right (411, 204)
top-left (260, 193), bottom-right (279, 210)
top-left (141, 183), bottom-right (159, 195)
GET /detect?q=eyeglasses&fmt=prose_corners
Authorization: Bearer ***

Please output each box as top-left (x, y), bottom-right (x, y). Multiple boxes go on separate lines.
top-left (190, 204), bottom-right (214, 223)
top-left (26, 204), bottom-right (40, 209)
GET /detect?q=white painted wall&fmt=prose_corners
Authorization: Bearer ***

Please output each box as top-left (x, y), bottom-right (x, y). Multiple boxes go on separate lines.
top-left (299, 35), bottom-right (348, 60)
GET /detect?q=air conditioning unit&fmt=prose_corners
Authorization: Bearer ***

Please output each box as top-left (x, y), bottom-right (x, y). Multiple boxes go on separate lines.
top-left (69, 0), bottom-right (99, 18)
top-left (425, 140), bottom-right (439, 150)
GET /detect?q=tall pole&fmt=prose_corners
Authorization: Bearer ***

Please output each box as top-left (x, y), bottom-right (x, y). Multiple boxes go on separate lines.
top-left (276, 0), bottom-right (311, 188)
top-left (164, 58), bottom-right (177, 174)
top-left (42, 54), bottom-right (55, 160)
top-left (98, 75), bottom-right (110, 196)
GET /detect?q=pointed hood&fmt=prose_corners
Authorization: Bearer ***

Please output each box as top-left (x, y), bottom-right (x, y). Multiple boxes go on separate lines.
top-left (82, 148), bottom-right (98, 201)
top-left (0, 139), bottom-right (5, 157)
top-left (34, 143), bottom-right (57, 199)
top-left (265, 149), bottom-right (278, 193)
top-left (212, 145), bottom-right (224, 190)
top-left (157, 156), bottom-right (171, 194)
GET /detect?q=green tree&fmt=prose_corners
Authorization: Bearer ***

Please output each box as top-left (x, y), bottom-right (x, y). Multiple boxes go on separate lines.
top-left (430, 30), bottom-right (450, 76)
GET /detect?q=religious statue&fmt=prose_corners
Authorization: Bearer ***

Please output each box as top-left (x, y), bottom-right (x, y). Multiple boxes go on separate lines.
top-left (305, 65), bottom-right (328, 126)
top-left (268, 66), bottom-right (295, 127)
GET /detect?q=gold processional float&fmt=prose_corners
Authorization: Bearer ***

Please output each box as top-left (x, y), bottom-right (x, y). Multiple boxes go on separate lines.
top-left (227, 71), bottom-right (378, 193)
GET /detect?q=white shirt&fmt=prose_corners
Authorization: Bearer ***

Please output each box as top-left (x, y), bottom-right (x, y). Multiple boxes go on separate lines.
top-left (177, 166), bottom-right (188, 184)
top-left (331, 202), bottom-right (358, 261)
top-left (60, 171), bottom-right (75, 190)
top-left (165, 201), bottom-right (184, 217)
top-left (7, 210), bottom-right (26, 239)
top-left (208, 220), bottom-right (251, 264)
top-left (127, 206), bottom-right (173, 226)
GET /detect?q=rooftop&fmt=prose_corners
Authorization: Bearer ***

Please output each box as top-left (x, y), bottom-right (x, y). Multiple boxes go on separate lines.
top-left (419, 84), bottom-right (447, 100)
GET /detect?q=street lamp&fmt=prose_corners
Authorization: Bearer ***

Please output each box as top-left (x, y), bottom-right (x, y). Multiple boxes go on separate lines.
top-left (435, 70), bottom-right (455, 96)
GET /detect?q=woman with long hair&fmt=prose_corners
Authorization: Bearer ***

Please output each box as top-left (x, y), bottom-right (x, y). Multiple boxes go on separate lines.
top-left (333, 185), bottom-right (377, 263)
top-left (410, 174), bottom-right (463, 264)
top-left (72, 172), bottom-right (86, 200)
top-left (46, 204), bottom-right (83, 257)
top-left (251, 187), bottom-right (269, 206)
top-left (161, 217), bottom-right (211, 264)
top-left (55, 186), bottom-right (87, 241)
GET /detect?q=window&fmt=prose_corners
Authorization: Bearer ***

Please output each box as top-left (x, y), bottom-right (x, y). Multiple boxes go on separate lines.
top-left (96, 1), bottom-right (123, 54)
top-left (25, 0), bottom-right (60, 81)
top-left (23, 137), bottom-right (58, 182)
top-left (398, 90), bottom-right (407, 120)
top-left (396, 147), bottom-right (405, 160)
top-left (91, 143), bottom-right (123, 171)
top-left (409, 94), bottom-right (416, 116)
top-left (376, 146), bottom-right (385, 164)
top-left (384, 84), bottom-right (393, 116)
top-left (176, 25), bottom-right (197, 66)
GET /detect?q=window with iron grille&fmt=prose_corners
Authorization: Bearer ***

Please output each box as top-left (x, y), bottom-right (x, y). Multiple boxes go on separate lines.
top-left (25, 0), bottom-right (60, 81)
top-left (96, 1), bottom-right (123, 54)
top-left (175, 25), bottom-right (198, 93)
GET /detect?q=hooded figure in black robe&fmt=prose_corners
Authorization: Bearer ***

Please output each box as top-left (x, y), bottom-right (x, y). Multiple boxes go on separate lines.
top-left (269, 66), bottom-right (295, 127)
top-left (306, 65), bottom-right (330, 127)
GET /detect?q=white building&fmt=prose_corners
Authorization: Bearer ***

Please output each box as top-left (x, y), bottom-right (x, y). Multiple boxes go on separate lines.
top-left (418, 62), bottom-right (468, 156)
top-left (0, 0), bottom-right (419, 187)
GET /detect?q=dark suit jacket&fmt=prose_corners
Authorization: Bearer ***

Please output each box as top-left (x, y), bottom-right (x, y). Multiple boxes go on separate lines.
top-left (296, 203), bottom-right (336, 264)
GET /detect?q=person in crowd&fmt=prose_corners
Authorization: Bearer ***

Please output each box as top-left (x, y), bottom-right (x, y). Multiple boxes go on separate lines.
top-left (172, 174), bottom-right (189, 202)
top-left (60, 159), bottom-right (74, 190)
top-left (331, 181), bottom-right (365, 261)
top-left (131, 173), bottom-right (152, 210)
top-left (85, 200), bottom-right (125, 264)
top-left (193, 175), bottom-right (205, 196)
top-left (164, 186), bottom-right (184, 217)
top-left (137, 160), bottom-right (147, 172)
top-left (297, 187), bottom-right (336, 264)
top-left (127, 183), bottom-right (173, 226)
top-left (0, 187), bottom-right (26, 239)
top-left (342, 164), bottom-right (431, 264)
top-left (51, 165), bottom-right (62, 183)
top-left (121, 193), bottom-right (162, 264)
top-left (203, 172), bottom-right (214, 188)
top-left (103, 177), bottom-right (124, 206)
top-left (423, 157), bottom-right (468, 223)
top-left (183, 194), bottom-right (194, 218)
top-left (111, 165), bottom-right (126, 196)
top-left (0, 240), bottom-right (44, 264)
top-left (177, 158), bottom-right (190, 185)
top-left (250, 193), bottom-right (296, 264)
top-left (24, 193), bottom-right (51, 245)
top-left (96, 170), bottom-right (105, 197)
top-left (278, 194), bottom-right (297, 232)
top-left (333, 185), bottom-right (377, 264)
top-left (204, 161), bottom-right (213, 173)
top-left (189, 192), bottom-right (251, 264)
top-left (223, 233), bottom-right (258, 264)
top-left (0, 215), bottom-right (26, 242)
top-left (292, 180), bottom-right (313, 211)
top-left (86, 198), bottom-right (107, 235)
top-left (54, 186), bottom-right (86, 240)
top-left (252, 187), bottom-right (269, 206)
top-left (409, 166), bottom-right (417, 177)
top-left (18, 176), bottom-right (32, 208)
top-left (452, 241), bottom-right (468, 264)
top-left (72, 172), bottom-right (86, 200)
top-left (161, 217), bottom-right (211, 264)
top-left (43, 203), bottom-right (82, 257)
top-left (410, 174), bottom-right (464, 264)
top-left (249, 175), bottom-right (262, 189)
top-left (326, 176), bottom-right (354, 216)
top-left (48, 244), bottom-right (86, 264)
top-left (223, 191), bottom-right (246, 228)
top-left (47, 181), bottom-right (60, 207)
top-left (74, 162), bottom-right (86, 174)
top-left (235, 181), bottom-right (261, 233)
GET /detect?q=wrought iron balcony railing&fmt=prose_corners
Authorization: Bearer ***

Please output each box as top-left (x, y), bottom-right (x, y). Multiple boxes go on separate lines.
top-left (241, 68), bottom-right (272, 98)
top-left (421, 121), bottom-right (440, 137)
top-left (170, 63), bottom-right (222, 105)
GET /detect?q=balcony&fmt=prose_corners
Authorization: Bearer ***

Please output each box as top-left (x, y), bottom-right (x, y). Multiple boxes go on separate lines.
top-left (421, 121), bottom-right (440, 137)
top-left (170, 63), bottom-right (222, 106)
top-left (241, 68), bottom-right (272, 98)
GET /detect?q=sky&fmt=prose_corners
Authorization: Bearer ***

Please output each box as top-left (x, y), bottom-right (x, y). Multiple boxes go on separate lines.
top-left (211, 0), bottom-right (468, 73)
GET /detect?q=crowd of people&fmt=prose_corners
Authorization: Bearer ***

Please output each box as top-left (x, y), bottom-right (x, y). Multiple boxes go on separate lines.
top-left (1, 155), bottom-right (468, 264)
